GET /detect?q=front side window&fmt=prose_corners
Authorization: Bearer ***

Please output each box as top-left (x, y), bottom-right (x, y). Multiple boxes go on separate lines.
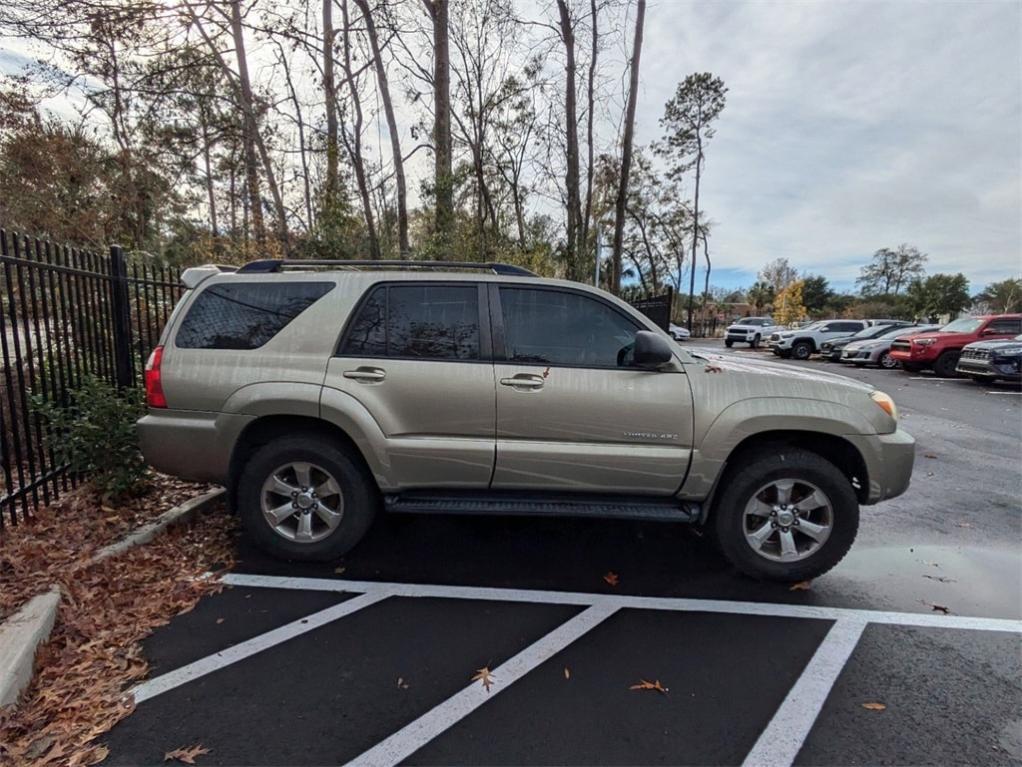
top-left (986, 318), bottom-right (1022, 335)
top-left (500, 287), bottom-right (639, 368)
top-left (176, 281), bottom-right (334, 350)
top-left (340, 284), bottom-right (480, 361)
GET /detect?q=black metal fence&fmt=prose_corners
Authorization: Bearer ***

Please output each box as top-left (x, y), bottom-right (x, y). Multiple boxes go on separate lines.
top-left (0, 229), bottom-right (183, 527)
top-left (630, 287), bottom-right (674, 331)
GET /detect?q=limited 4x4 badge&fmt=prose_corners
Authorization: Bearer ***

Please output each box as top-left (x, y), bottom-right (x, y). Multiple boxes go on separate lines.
top-left (623, 431), bottom-right (679, 440)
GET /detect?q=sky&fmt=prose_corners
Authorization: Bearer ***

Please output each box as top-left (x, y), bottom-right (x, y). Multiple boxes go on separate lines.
top-left (1, 0), bottom-right (1020, 294)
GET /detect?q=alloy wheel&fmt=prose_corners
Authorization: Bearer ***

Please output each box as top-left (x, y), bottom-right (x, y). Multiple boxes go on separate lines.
top-left (742, 479), bottom-right (834, 562)
top-left (260, 461), bottom-right (344, 543)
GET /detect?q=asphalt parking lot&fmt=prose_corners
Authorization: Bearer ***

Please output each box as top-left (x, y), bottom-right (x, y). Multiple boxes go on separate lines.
top-left (104, 343), bottom-right (1022, 766)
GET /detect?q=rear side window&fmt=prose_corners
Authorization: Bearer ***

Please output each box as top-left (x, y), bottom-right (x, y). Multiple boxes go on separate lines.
top-left (176, 281), bottom-right (333, 350)
top-left (340, 284), bottom-right (480, 361)
top-left (987, 318), bottom-right (1022, 335)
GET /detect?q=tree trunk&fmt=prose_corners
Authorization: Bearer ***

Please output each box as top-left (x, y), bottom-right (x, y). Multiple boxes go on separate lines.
top-left (424, 0), bottom-right (454, 249)
top-left (278, 44), bottom-right (314, 231)
top-left (200, 111), bottom-right (218, 238)
top-left (556, 0), bottom-right (581, 278)
top-left (323, 0), bottom-right (340, 211)
top-left (340, 0), bottom-right (381, 259)
top-left (581, 0), bottom-right (597, 266)
top-left (610, 0), bottom-right (645, 295)
top-left (228, 0), bottom-right (267, 246)
top-left (701, 229), bottom-right (711, 303)
top-left (356, 0), bottom-right (409, 255)
top-left (687, 140), bottom-right (702, 331)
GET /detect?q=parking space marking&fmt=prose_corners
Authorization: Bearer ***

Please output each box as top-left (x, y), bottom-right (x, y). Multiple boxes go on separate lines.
top-left (344, 602), bottom-right (619, 767)
top-left (220, 573), bottom-right (1022, 634)
top-left (130, 589), bottom-right (391, 704)
top-left (908, 377), bottom-right (962, 382)
top-left (741, 619), bottom-right (867, 767)
top-left (986, 390), bottom-right (1022, 395)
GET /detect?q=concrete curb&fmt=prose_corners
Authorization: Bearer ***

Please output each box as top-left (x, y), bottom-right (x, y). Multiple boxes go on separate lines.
top-left (0, 588), bottom-right (60, 708)
top-left (90, 487), bottom-right (226, 565)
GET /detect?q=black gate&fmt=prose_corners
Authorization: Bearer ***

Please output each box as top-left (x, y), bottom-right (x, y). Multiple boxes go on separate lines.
top-left (630, 287), bottom-right (674, 331)
top-left (0, 229), bottom-right (183, 527)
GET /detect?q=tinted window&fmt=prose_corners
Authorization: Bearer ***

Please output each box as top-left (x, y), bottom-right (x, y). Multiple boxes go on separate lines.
top-left (340, 284), bottom-right (480, 360)
top-left (176, 281), bottom-right (333, 350)
top-left (500, 287), bottom-right (639, 367)
top-left (831, 322), bottom-right (864, 333)
top-left (987, 318), bottom-right (1022, 334)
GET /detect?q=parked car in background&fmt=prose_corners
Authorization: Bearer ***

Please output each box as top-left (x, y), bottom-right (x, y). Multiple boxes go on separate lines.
top-left (889, 315), bottom-right (1022, 377)
top-left (819, 321), bottom-right (913, 362)
top-left (768, 320), bottom-right (870, 360)
top-left (138, 258), bottom-right (915, 583)
top-left (842, 325), bottom-right (941, 368)
top-left (955, 334), bottom-right (1022, 383)
top-left (668, 323), bottom-right (691, 341)
top-left (724, 317), bottom-right (781, 348)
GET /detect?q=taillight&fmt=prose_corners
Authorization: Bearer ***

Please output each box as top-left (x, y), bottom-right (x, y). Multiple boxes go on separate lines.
top-left (145, 345), bottom-right (167, 408)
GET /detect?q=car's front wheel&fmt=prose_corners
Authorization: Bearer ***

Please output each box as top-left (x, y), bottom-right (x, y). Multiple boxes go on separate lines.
top-left (933, 351), bottom-right (961, 378)
top-left (237, 434), bottom-right (377, 561)
top-left (712, 449), bottom-right (859, 582)
top-left (879, 351), bottom-right (898, 369)
top-left (791, 341), bottom-right (812, 360)
top-left (724, 339), bottom-right (733, 348)
top-left (750, 335), bottom-right (760, 348)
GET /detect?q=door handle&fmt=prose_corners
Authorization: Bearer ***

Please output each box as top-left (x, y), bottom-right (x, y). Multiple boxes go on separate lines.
top-left (343, 367), bottom-right (386, 383)
top-left (500, 374), bottom-right (544, 390)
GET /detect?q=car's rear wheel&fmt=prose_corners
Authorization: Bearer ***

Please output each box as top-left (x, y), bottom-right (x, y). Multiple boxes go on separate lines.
top-left (791, 341), bottom-right (812, 360)
top-left (933, 351), bottom-right (961, 378)
top-left (712, 449), bottom-right (859, 582)
top-left (879, 351), bottom-right (898, 369)
top-left (237, 435), bottom-right (377, 561)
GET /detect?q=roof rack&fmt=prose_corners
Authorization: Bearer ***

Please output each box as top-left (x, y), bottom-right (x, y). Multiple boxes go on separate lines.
top-left (235, 259), bottom-right (537, 277)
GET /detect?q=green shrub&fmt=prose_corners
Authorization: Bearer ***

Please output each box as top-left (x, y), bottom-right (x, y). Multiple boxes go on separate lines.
top-left (31, 376), bottom-right (148, 501)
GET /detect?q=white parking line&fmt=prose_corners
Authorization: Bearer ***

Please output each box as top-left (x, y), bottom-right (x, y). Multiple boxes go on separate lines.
top-left (220, 573), bottom-right (1022, 634)
top-left (344, 602), bottom-right (619, 767)
top-left (986, 390), bottom-right (1022, 395)
top-left (908, 377), bottom-right (961, 381)
top-left (130, 589), bottom-right (390, 704)
top-left (742, 619), bottom-right (867, 767)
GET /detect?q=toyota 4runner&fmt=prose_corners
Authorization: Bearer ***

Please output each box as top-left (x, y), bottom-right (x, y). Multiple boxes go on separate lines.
top-left (139, 260), bottom-right (915, 582)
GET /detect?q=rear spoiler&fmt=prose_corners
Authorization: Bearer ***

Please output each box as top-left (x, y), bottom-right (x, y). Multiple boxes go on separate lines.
top-left (180, 264), bottom-right (238, 289)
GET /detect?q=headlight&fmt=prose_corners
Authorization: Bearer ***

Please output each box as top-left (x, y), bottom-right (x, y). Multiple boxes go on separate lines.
top-left (779, 332), bottom-right (794, 338)
top-left (870, 391), bottom-right (898, 421)
top-left (993, 346), bottom-right (1022, 356)
top-left (913, 338), bottom-right (936, 346)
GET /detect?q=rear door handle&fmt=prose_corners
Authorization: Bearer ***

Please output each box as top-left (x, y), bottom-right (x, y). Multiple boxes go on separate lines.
top-left (500, 374), bottom-right (544, 390)
top-left (343, 367), bottom-right (386, 383)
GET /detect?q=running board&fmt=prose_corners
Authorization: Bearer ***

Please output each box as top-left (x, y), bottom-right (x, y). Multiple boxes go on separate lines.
top-left (383, 491), bottom-right (699, 522)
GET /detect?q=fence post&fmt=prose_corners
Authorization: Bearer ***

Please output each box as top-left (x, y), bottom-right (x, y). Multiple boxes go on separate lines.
top-left (109, 245), bottom-right (134, 388)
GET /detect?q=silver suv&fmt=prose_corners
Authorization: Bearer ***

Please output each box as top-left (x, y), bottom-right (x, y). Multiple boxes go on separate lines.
top-left (139, 260), bottom-right (915, 582)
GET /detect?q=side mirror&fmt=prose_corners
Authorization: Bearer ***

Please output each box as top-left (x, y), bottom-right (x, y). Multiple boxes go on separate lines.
top-left (633, 330), bottom-right (673, 368)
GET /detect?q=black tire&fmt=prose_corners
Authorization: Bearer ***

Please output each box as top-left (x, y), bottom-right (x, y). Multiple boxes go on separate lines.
top-left (712, 448), bottom-right (859, 582)
top-left (237, 434), bottom-right (378, 561)
top-left (724, 339), bottom-right (733, 348)
top-left (750, 335), bottom-right (760, 348)
top-left (791, 341), bottom-right (812, 360)
top-left (933, 351), bottom-right (961, 378)
top-left (878, 351), bottom-right (898, 370)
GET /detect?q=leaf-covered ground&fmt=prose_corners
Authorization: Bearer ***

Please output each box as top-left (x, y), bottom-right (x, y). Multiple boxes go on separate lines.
top-left (0, 479), bottom-right (234, 766)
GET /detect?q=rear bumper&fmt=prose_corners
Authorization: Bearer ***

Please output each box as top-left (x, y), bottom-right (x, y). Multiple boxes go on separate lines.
top-left (845, 429), bottom-right (915, 504)
top-left (137, 409), bottom-right (253, 483)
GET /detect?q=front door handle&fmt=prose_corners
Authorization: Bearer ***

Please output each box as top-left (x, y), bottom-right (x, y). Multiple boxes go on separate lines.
top-left (500, 374), bottom-right (545, 390)
top-left (343, 367), bottom-right (386, 383)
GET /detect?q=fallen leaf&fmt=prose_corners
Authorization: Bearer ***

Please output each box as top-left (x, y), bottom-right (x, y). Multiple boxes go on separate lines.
top-left (630, 678), bottom-right (669, 694)
top-left (472, 666), bottom-right (496, 692)
top-left (923, 453), bottom-right (938, 459)
top-left (704, 364), bottom-right (723, 373)
top-left (397, 677), bottom-right (409, 689)
top-left (955, 522), bottom-right (972, 529)
top-left (334, 566), bottom-right (346, 575)
top-left (789, 580), bottom-right (812, 591)
top-left (564, 667), bottom-right (570, 680)
top-left (164, 744), bottom-right (211, 764)
top-left (922, 575), bottom-right (956, 583)
top-left (861, 702), bottom-right (886, 711)
top-left (603, 571), bottom-right (620, 587)
top-left (925, 602), bottom-right (951, 614)
top-left (215, 618), bottom-right (224, 624)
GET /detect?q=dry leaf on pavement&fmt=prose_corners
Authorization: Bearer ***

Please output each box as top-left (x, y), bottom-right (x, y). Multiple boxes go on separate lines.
top-left (630, 679), bottom-right (669, 694)
top-left (789, 580), bottom-right (812, 591)
top-left (603, 571), bottom-right (620, 586)
top-left (164, 744), bottom-right (211, 763)
top-left (861, 702), bottom-right (887, 711)
top-left (472, 666), bottom-right (496, 692)
top-left (925, 601), bottom-right (951, 614)
top-left (564, 667), bottom-right (570, 680)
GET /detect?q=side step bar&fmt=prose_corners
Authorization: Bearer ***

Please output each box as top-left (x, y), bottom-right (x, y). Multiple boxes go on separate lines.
top-left (383, 491), bottom-right (699, 523)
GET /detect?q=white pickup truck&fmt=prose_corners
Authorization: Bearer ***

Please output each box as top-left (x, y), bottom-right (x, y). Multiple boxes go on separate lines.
top-left (768, 320), bottom-right (870, 359)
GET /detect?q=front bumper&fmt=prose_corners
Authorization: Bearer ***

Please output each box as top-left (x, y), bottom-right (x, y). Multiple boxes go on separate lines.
top-left (842, 348), bottom-right (881, 364)
top-left (955, 356), bottom-right (1022, 380)
top-left (845, 428), bottom-right (916, 504)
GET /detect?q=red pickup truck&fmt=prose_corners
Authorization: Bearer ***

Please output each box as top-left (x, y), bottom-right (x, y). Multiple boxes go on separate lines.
top-left (889, 314), bottom-right (1022, 376)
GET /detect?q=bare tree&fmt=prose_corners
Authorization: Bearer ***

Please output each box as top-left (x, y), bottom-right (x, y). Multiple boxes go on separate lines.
top-left (322, 0), bottom-right (341, 212)
top-left (555, 0), bottom-right (582, 278)
top-left (422, 0), bottom-right (454, 248)
top-left (609, 0), bottom-right (644, 294)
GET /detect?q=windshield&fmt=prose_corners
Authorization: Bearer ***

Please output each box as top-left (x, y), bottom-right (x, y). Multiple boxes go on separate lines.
top-left (940, 317), bottom-right (983, 333)
top-left (880, 325), bottom-right (917, 338)
top-left (852, 325), bottom-right (894, 339)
